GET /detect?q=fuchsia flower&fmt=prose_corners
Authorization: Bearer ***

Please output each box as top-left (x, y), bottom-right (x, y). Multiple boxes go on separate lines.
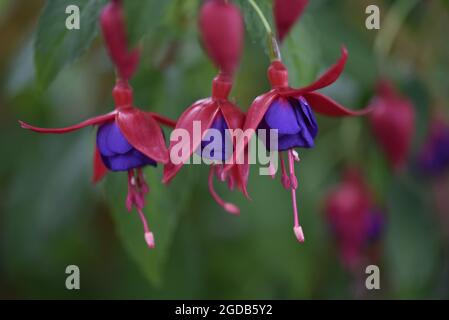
top-left (369, 79), bottom-right (416, 171)
top-left (18, 0), bottom-right (176, 249)
top-left (163, 75), bottom-right (249, 214)
top-left (274, 0), bottom-right (309, 42)
top-left (325, 168), bottom-right (385, 270)
top-left (233, 49), bottom-right (372, 243)
top-left (163, 0), bottom-right (248, 214)
top-left (228, 0), bottom-right (373, 244)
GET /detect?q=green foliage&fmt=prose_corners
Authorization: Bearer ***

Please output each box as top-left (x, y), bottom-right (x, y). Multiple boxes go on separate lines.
top-left (123, 0), bottom-right (171, 45)
top-left (34, 0), bottom-right (107, 90)
top-left (105, 167), bottom-right (199, 286)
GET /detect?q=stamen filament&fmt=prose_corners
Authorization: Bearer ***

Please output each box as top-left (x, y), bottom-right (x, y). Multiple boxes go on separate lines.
top-left (137, 207), bottom-right (155, 249)
top-left (280, 152), bottom-right (290, 189)
top-left (288, 149), bottom-right (304, 243)
top-left (208, 166), bottom-right (240, 215)
top-left (137, 168), bottom-right (149, 195)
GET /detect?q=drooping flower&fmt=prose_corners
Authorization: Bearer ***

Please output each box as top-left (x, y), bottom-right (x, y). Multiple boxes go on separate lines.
top-left (369, 79), bottom-right (416, 171)
top-left (18, 0), bottom-right (176, 249)
top-left (274, 0), bottom-right (309, 42)
top-left (232, 48), bottom-right (372, 243)
top-left (163, 74), bottom-right (249, 214)
top-left (417, 118), bottom-right (449, 176)
top-left (163, 0), bottom-right (248, 214)
top-left (325, 168), bottom-right (385, 270)
top-left (20, 81), bottom-right (174, 248)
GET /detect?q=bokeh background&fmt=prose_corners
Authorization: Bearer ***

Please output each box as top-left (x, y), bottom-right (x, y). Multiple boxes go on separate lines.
top-left (1, 0), bottom-right (448, 299)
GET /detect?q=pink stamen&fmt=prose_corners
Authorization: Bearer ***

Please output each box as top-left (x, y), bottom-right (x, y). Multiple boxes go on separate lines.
top-left (137, 207), bottom-right (155, 249)
top-left (127, 170), bottom-right (154, 248)
top-left (126, 170), bottom-right (135, 212)
top-left (288, 149), bottom-right (304, 243)
top-left (137, 168), bottom-right (149, 195)
top-left (280, 153), bottom-right (290, 189)
top-left (292, 149), bottom-right (301, 162)
top-left (208, 166), bottom-right (240, 215)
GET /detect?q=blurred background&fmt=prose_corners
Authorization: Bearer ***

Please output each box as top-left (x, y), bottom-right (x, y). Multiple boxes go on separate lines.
top-left (1, 0), bottom-right (448, 299)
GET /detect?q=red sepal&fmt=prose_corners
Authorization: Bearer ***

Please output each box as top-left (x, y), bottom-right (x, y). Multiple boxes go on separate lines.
top-left (229, 91), bottom-right (278, 174)
top-left (19, 111), bottom-right (117, 134)
top-left (163, 99), bottom-right (219, 184)
top-left (148, 112), bottom-right (177, 128)
top-left (92, 145), bottom-right (108, 183)
top-left (282, 47), bottom-right (348, 96)
top-left (220, 100), bottom-right (250, 198)
top-left (116, 108), bottom-right (169, 164)
top-left (303, 92), bottom-right (373, 117)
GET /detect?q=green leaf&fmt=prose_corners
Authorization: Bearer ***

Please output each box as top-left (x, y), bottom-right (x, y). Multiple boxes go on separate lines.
top-left (105, 166), bottom-right (198, 286)
top-left (123, 0), bottom-right (171, 45)
top-left (385, 176), bottom-right (439, 298)
top-left (34, 0), bottom-right (106, 89)
top-left (282, 18), bottom-right (321, 87)
top-left (235, 0), bottom-right (273, 53)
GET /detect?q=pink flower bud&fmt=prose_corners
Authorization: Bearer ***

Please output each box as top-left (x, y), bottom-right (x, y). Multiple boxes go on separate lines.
top-left (274, 0), bottom-right (309, 42)
top-left (100, 0), bottom-right (140, 80)
top-left (369, 80), bottom-right (416, 171)
top-left (199, 0), bottom-right (244, 76)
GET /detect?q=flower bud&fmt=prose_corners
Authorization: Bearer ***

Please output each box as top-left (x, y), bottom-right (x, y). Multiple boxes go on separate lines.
top-left (369, 80), bottom-right (415, 171)
top-left (100, 0), bottom-right (140, 80)
top-left (199, 0), bottom-right (244, 76)
top-left (274, 0), bottom-right (309, 42)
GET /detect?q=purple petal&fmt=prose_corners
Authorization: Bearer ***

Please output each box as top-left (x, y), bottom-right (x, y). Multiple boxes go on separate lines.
top-left (265, 98), bottom-right (301, 135)
top-left (198, 113), bottom-right (232, 161)
top-left (107, 121), bottom-right (133, 154)
top-left (97, 122), bottom-right (116, 156)
top-left (102, 149), bottom-right (157, 172)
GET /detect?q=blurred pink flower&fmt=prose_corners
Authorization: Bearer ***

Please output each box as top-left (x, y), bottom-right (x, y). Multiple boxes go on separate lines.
top-left (369, 79), bottom-right (415, 172)
top-left (325, 168), bottom-right (385, 270)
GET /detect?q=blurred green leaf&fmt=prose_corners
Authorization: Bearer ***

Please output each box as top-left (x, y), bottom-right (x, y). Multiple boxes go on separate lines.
top-left (235, 0), bottom-right (273, 54)
top-left (123, 0), bottom-right (171, 45)
top-left (282, 17), bottom-right (321, 87)
top-left (34, 0), bottom-right (106, 89)
top-left (105, 166), bottom-right (197, 286)
top-left (385, 176), bottom-right (438, 298)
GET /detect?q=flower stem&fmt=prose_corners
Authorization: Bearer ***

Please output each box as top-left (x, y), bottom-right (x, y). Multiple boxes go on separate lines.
top-left (247, 0), bottom-right (281, 61)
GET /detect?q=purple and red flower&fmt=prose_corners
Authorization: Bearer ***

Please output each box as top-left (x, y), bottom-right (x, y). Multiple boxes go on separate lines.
top-left (163, 75), bottom-right (249, 215)
top-left (163, 0), bottom-right (248, 215)
top-left (18, 0), bottom-right (176, 249)
top-left (228, 0), bottom-right (373, 244)
top-left (232, 49), bottom-right (372, 243)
